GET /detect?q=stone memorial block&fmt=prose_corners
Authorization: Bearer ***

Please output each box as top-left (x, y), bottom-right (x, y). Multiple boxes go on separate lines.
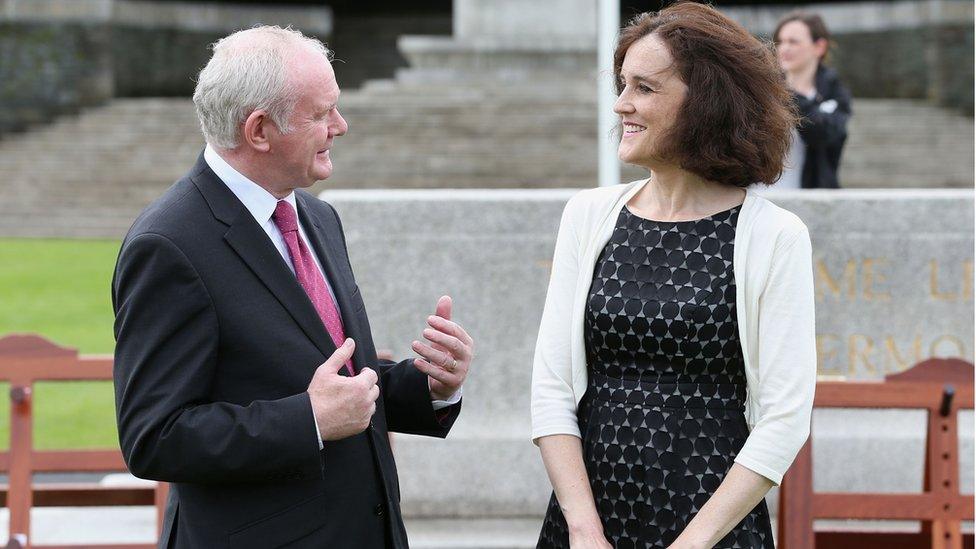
top-left (321, 187), bottom-right (974, 520)
top-left (759, 189), bottom-right (974, 379)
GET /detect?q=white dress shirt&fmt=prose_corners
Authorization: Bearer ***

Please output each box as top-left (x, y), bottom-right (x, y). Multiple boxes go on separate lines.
top-left (203, 145), bottom-right (461, 449)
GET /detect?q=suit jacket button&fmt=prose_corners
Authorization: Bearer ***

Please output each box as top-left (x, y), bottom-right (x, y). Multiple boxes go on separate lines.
top-left (374, 503), bottom-right (385, 517)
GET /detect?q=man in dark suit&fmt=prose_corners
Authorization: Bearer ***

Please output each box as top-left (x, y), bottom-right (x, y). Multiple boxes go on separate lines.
top-left (112, 26), bottom-right (472, 548)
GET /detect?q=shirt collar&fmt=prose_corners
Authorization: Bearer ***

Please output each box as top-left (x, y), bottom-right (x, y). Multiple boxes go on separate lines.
top-left (203, 144), bottom-right (297, 225)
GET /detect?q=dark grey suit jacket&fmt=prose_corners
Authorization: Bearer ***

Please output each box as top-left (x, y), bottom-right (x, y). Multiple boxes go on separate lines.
top-left (113, 153), bottom-right (459, 548)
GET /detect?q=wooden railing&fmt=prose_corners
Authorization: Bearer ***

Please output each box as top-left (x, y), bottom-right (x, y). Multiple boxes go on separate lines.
top-left (0, 334), bottom-right (166, 549)
top-left (778, 358), bottom-right (975, 549)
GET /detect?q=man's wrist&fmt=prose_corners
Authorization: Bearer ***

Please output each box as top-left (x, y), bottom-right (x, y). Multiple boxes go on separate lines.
top-left (430, 382), bottom-right (462, 410)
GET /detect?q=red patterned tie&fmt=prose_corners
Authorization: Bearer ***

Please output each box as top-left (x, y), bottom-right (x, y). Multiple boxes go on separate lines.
top-left (272, 200), bottom-right (354, 375)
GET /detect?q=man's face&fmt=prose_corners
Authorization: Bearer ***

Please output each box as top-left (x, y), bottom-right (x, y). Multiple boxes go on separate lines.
top-left (267, 48), bottom-right (348, 189)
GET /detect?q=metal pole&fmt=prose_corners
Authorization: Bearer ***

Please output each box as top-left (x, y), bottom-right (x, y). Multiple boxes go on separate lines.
top-left (597, 0), bottom-right (620, 187)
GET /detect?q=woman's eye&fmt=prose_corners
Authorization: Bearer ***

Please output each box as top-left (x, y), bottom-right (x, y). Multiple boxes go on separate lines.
top-left (638, 84), bottom-right (653, 93)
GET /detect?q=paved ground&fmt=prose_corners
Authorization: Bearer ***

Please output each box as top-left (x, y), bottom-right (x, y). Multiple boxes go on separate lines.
top-left (1, 474), bottom-right (971, 546)
top-left (0, 508), bottom-right (544, 548)
top-left (9, 510), bottom-right (976, 548)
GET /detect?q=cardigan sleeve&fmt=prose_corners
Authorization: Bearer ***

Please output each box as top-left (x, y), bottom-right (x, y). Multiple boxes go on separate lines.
top-left (531, 194), bottom-right (585, 442)
top-left (733, 226), bottom-right (817, 485)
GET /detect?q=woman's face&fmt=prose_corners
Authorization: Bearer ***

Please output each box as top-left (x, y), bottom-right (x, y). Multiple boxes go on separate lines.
top-left (776, 20), bottom-right (825, 73)
top-left (613, 34), bottom-right (688, 169)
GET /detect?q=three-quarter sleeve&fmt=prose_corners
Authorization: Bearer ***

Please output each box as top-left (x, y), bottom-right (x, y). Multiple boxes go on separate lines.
top-left (733, 227), bottom-right (817, 485)
top-left (531, 195), bottom-right (585, 442)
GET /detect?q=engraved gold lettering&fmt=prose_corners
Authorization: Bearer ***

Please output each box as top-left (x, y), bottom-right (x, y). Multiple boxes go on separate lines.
top-left (862, 258), bottom-right (891, 301)
top-left (964, 261), bottom-right (973, 302)
top-left (884, 335), bottom-right (922, 373)
top-left (848, 334), bottom-right (877, 376)
top-left (816, 334), bottom-right (841, 375)
top-left (537, 259), bottom-right (553, 278)
top-left (929, 335), bottom-right (966, 358)
top-left (816, 259), bottom-right (856, 301)
top-left (930, 259), bottom-right (958, 301)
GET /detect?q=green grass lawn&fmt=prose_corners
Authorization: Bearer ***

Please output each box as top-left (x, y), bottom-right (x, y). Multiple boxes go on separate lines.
top-left (0, 238), bottom-right (120, 450)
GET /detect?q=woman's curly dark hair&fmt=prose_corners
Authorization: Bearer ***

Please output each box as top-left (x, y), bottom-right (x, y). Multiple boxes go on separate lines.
top-left (614, 2), bottom-right (798, 187)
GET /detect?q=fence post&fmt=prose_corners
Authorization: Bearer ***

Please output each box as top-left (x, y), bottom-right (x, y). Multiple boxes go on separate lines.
top-left (927, 384), bottom-right (963, 549)
top-left (9, 383), bottom-right (33, 546)
top-left (778, 439), bottom-right (814, 549)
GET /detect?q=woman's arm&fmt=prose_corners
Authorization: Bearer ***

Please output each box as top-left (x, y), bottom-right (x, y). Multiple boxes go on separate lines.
top-left (539, 434), bottom-right (612, 547)
top-left (796, 71), bottom-right (852, 147)
top-left (532, 192), bottom-right (613, 547)
top-left (667, 464), bottom-right (774, 549)
top-left (532, 191), bottom-right (586, 440)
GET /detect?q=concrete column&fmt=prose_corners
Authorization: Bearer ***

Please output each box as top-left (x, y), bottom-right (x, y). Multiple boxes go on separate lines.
top-left (398, 0), bottom-right (598, 79)
top-left (454, 0), bottom-right (596, 49)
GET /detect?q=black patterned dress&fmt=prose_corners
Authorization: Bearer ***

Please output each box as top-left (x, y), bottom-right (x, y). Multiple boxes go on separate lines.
top-left (538, 205), bottom-right (774, 549)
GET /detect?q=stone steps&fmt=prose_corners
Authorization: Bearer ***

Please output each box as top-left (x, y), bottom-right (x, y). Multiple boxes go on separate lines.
top-left (0, 91), bottom-right (970, 238)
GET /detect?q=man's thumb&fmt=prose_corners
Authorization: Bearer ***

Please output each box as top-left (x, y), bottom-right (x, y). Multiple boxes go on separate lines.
top-left (325, 338), bottom-right (356, 372)
top-left (435, 295), bottom-right (452, 321)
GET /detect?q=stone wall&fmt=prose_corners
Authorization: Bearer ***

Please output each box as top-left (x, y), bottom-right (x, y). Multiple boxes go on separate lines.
top-left (0, 4), bottom-right (451, 132)
top-left (0, 0), bottom-right (331, 135)
top-left (928, 22), bottom-right (974, 114)
top-left (0, 21), bottom-right (111, 133)
top-left (328, 15), bottom-right (451, 90)
top-left (110, 26), bottom-right (226, 97)
top-left (726, 0), bottom-right (975, 113)
top-left (1, 0), bottom-right (971, 137)
top-left (320, 187), bottom-right (974, 522)
top-left (796, 24), bottom-right (974, 114)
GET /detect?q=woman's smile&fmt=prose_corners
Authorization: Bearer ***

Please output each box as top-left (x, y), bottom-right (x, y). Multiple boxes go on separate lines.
top-left (623, 122), bottom-right (648, 136)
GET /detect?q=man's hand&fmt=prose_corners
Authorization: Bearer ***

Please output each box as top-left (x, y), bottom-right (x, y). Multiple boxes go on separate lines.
top-left (410, 296), bottom-right (473, 401)
top-left (307, 339), bottom-right (379, 441)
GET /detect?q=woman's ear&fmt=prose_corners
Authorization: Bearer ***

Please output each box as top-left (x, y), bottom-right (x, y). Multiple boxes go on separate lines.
top-left (813, 38), bottom-right (829, 61)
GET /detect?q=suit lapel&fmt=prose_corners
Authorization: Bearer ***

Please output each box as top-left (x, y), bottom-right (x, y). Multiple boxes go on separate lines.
top-left (191, 159), bottom-right (339, 363)
top-left (223, 215), bottom-right (340, 362)
top-left (296, 193), bottom-right (369, 374)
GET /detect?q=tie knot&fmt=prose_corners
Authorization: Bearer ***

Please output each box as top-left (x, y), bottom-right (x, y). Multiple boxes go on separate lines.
top-left (272, 200), bottom-right (299, 234)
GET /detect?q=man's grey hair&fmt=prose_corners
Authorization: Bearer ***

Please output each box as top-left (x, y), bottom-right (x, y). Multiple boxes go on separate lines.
top-left (192, 26), bottom-right (332, 149)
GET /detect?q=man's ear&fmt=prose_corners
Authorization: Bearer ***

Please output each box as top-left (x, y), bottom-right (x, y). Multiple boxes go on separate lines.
top-left (242, 110), bottom-right (271, 153)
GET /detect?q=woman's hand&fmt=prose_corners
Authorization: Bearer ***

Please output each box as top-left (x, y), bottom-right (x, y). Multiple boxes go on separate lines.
top-left (666, 464), bottom-right (774, 549)
top-left (568, 522), bottom-right (613, 549)
top-left (538, 435), bottom-right (611, 548)
top-left (665, 541), bottom-right (708, 549)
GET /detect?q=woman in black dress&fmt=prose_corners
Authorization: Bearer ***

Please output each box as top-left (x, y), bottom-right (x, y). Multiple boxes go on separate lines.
top-left (531, 3), bottom-right (817, 548)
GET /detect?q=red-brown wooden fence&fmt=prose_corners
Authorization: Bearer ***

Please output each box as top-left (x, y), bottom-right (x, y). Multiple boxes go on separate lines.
top-left (0, 334), bottom-right (166, 549)
top-left (778, 358), bottom-right (974, 549)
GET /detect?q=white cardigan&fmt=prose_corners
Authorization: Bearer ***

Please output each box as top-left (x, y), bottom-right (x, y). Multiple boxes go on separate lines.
top-left (530, 179), bottom-right (817, 485)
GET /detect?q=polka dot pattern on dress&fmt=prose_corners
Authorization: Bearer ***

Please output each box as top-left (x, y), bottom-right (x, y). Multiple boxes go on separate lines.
top-left (537, 204), bottom-right (774, 549)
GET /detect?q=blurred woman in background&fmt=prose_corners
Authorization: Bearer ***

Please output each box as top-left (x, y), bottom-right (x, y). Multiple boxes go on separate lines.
top-left (774, 11), bottom-right (852, 189)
